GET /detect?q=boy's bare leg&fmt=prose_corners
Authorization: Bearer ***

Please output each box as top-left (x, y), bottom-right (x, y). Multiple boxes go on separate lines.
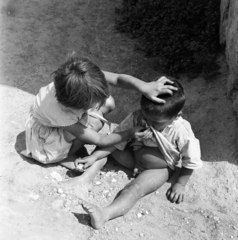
top-left (81, 146), bottom-right (172, 229)
top-left (81, 167), bottom-right (172, 229)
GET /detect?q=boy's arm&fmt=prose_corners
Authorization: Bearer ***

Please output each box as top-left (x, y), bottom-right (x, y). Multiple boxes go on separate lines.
top-left (103, 71), bottom-right (177, 104)
top-left (166, 124), bottom-right (202, 204)
top-left (166, 167), bottom-right (193, 204)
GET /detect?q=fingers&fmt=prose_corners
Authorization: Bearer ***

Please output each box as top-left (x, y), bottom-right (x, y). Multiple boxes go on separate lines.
top-left (156, 76), bottom-right (173, 84)
top-left (150, 96), bottom-right (166, 104)
top-left (76, 159), bottom-right (87, 164)
top-left (156, 76), bottom-right (172, 84)
top-left (156, 76), bottom-right (178, 90)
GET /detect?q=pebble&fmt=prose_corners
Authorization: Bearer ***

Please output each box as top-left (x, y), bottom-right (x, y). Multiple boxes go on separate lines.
top-left (95, 181), bottom-right (101, 185)
top-left (51, 171), bottom-right (63, 181)
top-left (111, 178), bottom-right (117, 183)
top-left (137, 213), bottom-right (142, 218)
top-left (57, 188), bottom-right (63, 194)
top-left (139, 233), bottom-right (144, 237)
top-left (76, 164), bottom-right (84, 172)
top-left (64, 199), bottom-right (72, 208)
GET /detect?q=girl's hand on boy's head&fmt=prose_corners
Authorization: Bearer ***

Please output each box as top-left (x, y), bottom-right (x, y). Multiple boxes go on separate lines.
top-left (142, 76), bottom-right (178, 104)
top-left (75, 156), bottom-right (97, 171)
top-left (134, 127), bottom-right (153, 141)
top-left (166, 182), bottom-right (186, 204)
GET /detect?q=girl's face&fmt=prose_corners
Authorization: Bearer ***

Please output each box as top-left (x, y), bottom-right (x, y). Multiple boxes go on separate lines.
top-left (141, 109), bottom-right (175, 132)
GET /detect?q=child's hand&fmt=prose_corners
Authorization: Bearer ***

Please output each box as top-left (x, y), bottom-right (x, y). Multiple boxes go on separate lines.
top-left (142, 76), bottom-right (178, 104)
top-left (166, 183), bottom-right (186, 204)
top-left (75, 155), bottom-right (97, 171)
top-left (130, 126), bottom-right (146, 138)
top-left (134, 127), bottom-right (153, 141)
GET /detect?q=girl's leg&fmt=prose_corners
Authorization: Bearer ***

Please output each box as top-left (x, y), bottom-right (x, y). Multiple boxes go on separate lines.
top-left (81, 167), bottom-right (172, 229)
top-left (59, 96), bottom-right (115, 187)
top-left (59, 138), bottom-right (85, 170)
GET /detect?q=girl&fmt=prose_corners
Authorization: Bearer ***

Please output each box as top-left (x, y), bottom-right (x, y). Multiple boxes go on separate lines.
top-left (21, 56), bottom-right (176, 173)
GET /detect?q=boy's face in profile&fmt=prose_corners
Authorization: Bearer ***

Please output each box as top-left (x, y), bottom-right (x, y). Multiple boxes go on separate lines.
top-left (141, 109), bottom-right (175, 132)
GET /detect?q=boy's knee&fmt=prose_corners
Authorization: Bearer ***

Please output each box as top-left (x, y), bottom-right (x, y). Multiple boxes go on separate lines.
top-left (125, 181), bottom-right (145, 198)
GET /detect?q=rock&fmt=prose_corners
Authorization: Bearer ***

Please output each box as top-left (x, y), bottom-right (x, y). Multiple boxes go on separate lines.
top-left (57, 188), bottom-right (63, 194)
top-left (51, 171), bottom-right (63, 181)
top-left (95, 181), bottom-right (101, 185)
top-left (111, 178), bottom-right (117, 183)
top-left (220, 0), bottom-right (238, 96)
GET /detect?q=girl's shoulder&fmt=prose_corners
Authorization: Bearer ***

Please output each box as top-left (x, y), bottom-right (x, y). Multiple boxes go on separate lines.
top-left (34, 82), bottom-right (85, 127)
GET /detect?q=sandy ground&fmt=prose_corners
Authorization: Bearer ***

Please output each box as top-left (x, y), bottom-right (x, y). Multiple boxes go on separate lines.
top-left (0, 0), bottom-right (238, 239)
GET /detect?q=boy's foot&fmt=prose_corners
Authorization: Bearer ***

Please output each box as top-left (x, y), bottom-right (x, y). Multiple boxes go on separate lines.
top-left (80, 200), bottom-right (106, 229)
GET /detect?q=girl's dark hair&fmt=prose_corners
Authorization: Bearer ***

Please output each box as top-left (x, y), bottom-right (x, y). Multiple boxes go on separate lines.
top-left (141, 80), bottom-right (185, 119)
top-left (53, 56), bottom-right (109, 110)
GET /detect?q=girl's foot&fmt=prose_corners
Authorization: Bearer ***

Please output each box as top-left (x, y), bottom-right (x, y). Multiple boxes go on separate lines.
top-left (80, 200), bottom-right (106, 229)
top-left (59, 175), bottom-right (93, 192)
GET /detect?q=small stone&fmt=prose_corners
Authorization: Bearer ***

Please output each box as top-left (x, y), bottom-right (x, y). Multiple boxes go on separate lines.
top-left (95, 181), bottom-right (101, 185)
top-left (111, 178), bottom-right (117, 183)
top-left (57, 188), bottom-right (63, 194)
top-left (115, 227), bottom-right (119, 231)
top-left (76, 164), bottom-right (84, 172)
top-left (137, 213), bottom-right (142, 218)
top-left (64, 199), bottom-right (72, 208)
top-left (51, 171), bottom-right (63, 181)
top-left (139, 233), bottom-right (144, 237)
top-left (60, 194), bottom-right (66, 198)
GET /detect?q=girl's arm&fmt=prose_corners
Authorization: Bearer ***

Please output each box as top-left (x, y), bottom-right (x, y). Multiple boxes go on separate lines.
top-left (64, 122), bottom-right (143, 147)
top-left (75, 145), bottom-right (117, 170)
top-left (103, 71), bottom-right (177, 103)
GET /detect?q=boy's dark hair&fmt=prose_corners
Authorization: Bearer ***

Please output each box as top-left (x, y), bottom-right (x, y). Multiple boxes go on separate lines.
top-left (53, 56), bottom-right (109, 110)
top-left (141, 80), bottom-right (185, 119)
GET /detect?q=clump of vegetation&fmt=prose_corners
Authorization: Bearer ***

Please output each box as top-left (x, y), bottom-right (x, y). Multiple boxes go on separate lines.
top-left (115, 0), bottom-right (220, 74)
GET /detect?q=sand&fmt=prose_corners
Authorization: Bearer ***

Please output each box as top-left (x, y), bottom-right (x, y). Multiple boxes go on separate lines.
top-left (0, 0), bottom-right (238, 239)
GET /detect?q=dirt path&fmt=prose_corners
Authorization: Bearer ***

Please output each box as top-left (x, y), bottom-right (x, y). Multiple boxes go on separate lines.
top-left (0, 0), bottom-right (238, 239)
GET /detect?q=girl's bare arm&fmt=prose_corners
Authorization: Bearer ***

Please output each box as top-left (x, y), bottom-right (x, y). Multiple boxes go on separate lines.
top-left (64, 122), bottom-right (143, 147)
top-left (103, 71), bottom-right (177, 103)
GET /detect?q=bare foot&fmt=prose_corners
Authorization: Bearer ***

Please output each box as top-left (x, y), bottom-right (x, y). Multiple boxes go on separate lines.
top-left (81, 200), bottom-right (106, 229)
top-left (59, 175), bottom-right (93, 192)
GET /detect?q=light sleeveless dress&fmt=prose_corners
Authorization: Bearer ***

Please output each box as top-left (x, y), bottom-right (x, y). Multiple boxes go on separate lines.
top-left (21, 82), bottom-right (111, 164)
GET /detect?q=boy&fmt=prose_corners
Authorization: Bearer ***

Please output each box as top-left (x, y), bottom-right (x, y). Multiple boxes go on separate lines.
top-left (76, 80), bottom-right (203, 229)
